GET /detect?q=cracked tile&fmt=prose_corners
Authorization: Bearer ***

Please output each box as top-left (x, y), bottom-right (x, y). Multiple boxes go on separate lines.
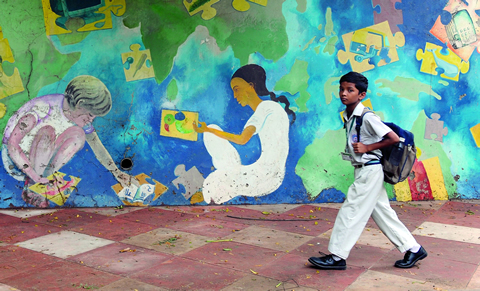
top-left (122, 227), bottom-right (215, 255)
top-left (224, 225), bottom-right (314, 252)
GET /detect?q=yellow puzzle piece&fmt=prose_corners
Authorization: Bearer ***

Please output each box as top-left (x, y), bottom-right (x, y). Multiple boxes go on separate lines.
top-left (160, 110), bottom-right (199, 141)
top-left (416, 42), bottom-right (469, 81)
top-left (471, 123), bottom-right (480, 147)
top-left (184, 0), bottom-right (220, 20)
top-left (232, 0), bottom-right (268, 12)
top-left (121, 44), bottom-right (155, 82)
top-left (41, 0), bottom-right (126, 36)
top-left (0, 26), bottom-right (25, 100)
top-left (337, 21), bottom-right (405, 73)
top-left (28, 172), bottom-right (81, 206)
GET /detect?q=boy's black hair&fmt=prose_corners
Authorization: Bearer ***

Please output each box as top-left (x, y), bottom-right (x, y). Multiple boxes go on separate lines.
top-left (339, 71), bottom-right (368, 93)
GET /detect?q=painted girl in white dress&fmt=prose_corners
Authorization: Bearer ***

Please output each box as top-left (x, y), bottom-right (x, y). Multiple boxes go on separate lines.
top-left (193, 64), bottom-right (295, 204)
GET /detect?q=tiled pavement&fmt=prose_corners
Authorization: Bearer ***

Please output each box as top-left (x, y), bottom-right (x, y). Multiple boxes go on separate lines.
top-left (0, 200), bottom-right (479, 290)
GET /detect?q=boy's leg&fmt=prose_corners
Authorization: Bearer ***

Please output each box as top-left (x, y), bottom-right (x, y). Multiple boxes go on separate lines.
top-left (29, 126), bottom-right (57, 176)
top-left (328, 164), bottom-right (385, 259)
top-left (43, 126), bottom-right (85, 177)
top-left (371, 191), bottom-right (419, 253)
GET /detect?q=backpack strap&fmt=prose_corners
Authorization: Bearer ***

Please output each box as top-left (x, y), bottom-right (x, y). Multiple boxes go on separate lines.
top-left (355, 107), bottom-right (373, 143)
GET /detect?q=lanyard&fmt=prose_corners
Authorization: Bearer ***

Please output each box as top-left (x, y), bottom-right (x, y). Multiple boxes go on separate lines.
top-left (345, 116), bottom-right (356, 152)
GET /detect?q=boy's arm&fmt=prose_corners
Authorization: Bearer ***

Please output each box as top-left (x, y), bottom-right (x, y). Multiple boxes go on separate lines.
top-left (7, 114), bottom-right (50, 184)
top-left (85, 132), bottom-right (140, 187)
top-left (352, 131), bottom-right (400, 154)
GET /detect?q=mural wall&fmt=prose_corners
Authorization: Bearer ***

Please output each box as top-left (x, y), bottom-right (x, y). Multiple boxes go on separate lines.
top-left (0, 0), bottom-right (478, 208)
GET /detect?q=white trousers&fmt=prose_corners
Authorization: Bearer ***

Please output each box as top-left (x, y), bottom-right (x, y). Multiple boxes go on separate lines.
top-left (328, 164), bottom-right (418, 260)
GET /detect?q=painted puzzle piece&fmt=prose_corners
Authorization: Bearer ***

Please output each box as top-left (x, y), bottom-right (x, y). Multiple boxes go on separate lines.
top-left (172, 164), bottom-right (205, 200)
top-left (0, 27), bottom-right (24, 100)
top-left (232, 0), bottom-right (268, 12)
top-left (394, 155), bottom-right (448, 201)
top-left (372, 0), bottom-right (404, 33)
top-left (111, 173), bottom-right (167, 206)
top-left (41, 0), bottom-right (126, 36)
top-left (184, 0), bottom-right (221, 20)
top-left (425, 113), bottom-right (448, 142)
top-left (337, 21), bottom-right (405, 73)
top-left (430, 0), bottom-right (480, 62)
top-left (471, 123), bottom-right (480, 147)
top-left (28, 172), bottom-right (81, 206)
top-left (160, 110), bottom-right (198, 141)
top-left (122, 44), bottom-right (155, 82)
top-left (416, 42), bottom-right (469, 81)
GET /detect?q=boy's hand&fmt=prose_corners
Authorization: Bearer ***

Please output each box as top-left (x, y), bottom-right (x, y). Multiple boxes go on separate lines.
top-left (352, 142), bottom-right (369, 154)
top-left (114, 171), bottom-right (140, 188)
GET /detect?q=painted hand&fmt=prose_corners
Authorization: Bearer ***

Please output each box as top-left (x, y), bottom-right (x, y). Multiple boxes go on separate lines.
top-left (193, 121), bottom-right (208, 133)
top-left (115, 171), bottom-right (140, 188)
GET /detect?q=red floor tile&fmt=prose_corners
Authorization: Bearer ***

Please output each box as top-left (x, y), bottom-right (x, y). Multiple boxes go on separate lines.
top-left (200, 206), bottom-right (281, 225)
top-left (166, 216), bottom-right (250, 238)
top-left (116, 207), bottom-right (198, 227)
top-left (290, 236), bottom-right (391, 269)
top-left (0, 245), bottom-right (61, 280)
top-left (70, 217), bottom-right (155, 241)
top-left (28, 209), bottom-right (107, 229)
top-left (415, 235), bottom-right (480, 265)
top-left (68, 242), bottom-right (172, 275)
top-left (0, 213), bottom-right (25, 225)
top-left (180, 240), bottom-right (283, 272)
top-left (235, 204), bottom-right (338, 236)
top-left (259, 253), bottom-right (366, 290)
top-left (130, 256), bottom-right (246, 290)
top-left (0, 221), bottom-right (62, 244)
top-left (427, 201), bottom-right (480, 228)
top-left (391, 203), bottom-right (437, 230)
top-left (0, 260), bottom-right (122, 290)
top-left (371, 248), bottom-right (477, 289)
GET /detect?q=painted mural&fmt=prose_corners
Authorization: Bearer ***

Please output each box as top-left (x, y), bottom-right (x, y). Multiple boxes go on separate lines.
top-left (0, 0), bottom-right (478, 208)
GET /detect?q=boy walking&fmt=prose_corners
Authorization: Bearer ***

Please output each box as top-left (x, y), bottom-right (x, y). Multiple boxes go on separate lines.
top-left (308, 72), bottom-right (427, 270)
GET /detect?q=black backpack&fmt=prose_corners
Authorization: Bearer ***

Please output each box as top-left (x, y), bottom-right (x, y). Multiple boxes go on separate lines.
top-left (355, 108), bottom-right (416, 184)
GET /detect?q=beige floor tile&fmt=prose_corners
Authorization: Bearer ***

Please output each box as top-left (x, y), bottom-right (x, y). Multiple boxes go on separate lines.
top-left (221, 274), bottom-right (317, 291)
top-left (346, 270), bottom-right (448, 291)
top-left (17, 230), bottom-right (114, 259)
top-left (413, 222), bottom-right (480, 244)
top-left (224, 225), bottom-right (314, 252)
top-left (321, 228), bottom-right (394, 250)
top-left (99, 278), bottom-right (168, 290)
top-left (121, 227), bottom-right (215, 255)
top-left (0, 209), bottom-right (57, 218)
top-left (234, 204), bottom-right (301, 214)
top-left (0, 283), bottom-right (20, 291)
top-left (467, 265), bottom-right (480, 289)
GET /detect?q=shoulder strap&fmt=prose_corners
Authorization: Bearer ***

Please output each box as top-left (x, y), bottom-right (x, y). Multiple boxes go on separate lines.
top-left (355, 107), bottom-right (372, 142)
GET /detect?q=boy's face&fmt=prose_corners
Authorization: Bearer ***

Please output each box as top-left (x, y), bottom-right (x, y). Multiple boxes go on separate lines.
top-left (339, 81), bottom-right (366, 108)
top-left (69, 106), bottom-right (96, 127)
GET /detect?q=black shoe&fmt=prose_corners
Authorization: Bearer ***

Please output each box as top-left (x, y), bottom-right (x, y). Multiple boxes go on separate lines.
top-left (308, 254), bottom-right (346, 270)
top-left (394, 246), bottom-right (428, 268)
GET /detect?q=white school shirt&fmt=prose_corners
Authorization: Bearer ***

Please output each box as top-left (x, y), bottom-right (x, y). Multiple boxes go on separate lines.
top-left (343, 103), bottom-right (391, 166)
